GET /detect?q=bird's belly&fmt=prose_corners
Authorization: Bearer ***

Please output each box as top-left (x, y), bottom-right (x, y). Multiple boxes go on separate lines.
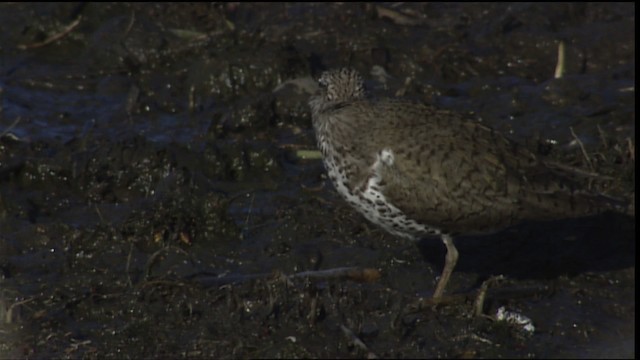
top-left (324, 158), bottom-right (441, 240)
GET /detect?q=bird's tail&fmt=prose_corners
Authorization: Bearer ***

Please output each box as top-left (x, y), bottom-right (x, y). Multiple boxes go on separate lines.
top-left (579, 191), bottom-right (634, 217)
top-left (541, 160), bottom-right (634, 217)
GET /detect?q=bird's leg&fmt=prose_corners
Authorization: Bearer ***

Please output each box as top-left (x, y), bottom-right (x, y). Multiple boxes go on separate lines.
top-left (433, 234), bottom-right (459, 298)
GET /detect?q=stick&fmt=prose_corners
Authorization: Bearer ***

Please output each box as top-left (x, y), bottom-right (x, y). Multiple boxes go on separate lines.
top-left (569, 126), bottom-right (594, 171)
top-left (193, 267), bottom-right (381, 287)
top-left (596, 124), bottom-right (608, 150)
top-left (0, 117), bottom-right (21, 138)
top-left (554, 41), bottom-right (566, 79)
top-left (17, 16), bottom-right (83, 50)
top-left (340, 324), bottom-right (378, 359)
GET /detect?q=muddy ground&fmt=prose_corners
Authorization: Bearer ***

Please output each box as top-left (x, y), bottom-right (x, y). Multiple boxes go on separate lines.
top-left (0, 3), bottom-right (635, 358)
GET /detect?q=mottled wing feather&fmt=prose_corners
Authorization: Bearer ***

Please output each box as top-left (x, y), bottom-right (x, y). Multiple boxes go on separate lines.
top-left (320, 97), bottom-right (620, 235)
top-left (347, 100), bottom-right (593, 234)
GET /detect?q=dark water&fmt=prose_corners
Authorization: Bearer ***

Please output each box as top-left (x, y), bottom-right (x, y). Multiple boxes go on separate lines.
top-left (0, 3), bottom-right (634, 358)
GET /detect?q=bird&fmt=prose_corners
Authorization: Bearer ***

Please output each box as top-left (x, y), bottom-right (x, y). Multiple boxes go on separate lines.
top-left (308, 67), bottom-right (630, 299)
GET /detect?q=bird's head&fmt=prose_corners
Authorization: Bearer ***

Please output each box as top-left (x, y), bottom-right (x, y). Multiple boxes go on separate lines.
top-left (317, 68), bottom-right (365, 102)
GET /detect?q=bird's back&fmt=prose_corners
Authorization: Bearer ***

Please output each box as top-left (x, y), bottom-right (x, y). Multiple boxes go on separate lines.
top-left (323, 98), bottom-right (625, 236)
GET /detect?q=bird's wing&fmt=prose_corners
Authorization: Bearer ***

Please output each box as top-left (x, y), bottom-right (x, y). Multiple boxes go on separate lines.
top-left (363, 102), bottom-right (583, 234)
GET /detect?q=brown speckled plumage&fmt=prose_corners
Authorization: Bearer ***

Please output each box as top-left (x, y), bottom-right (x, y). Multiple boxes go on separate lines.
top-left (309, 68), bottom-right (628, 298)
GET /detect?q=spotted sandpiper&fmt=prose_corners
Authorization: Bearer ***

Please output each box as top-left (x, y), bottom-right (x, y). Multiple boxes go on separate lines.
top-left (309, 68), bottom-right (629, 298)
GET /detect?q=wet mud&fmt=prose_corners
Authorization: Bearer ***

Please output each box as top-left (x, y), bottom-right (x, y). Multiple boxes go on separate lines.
top-left (0, 3), bottom-right (635, 358)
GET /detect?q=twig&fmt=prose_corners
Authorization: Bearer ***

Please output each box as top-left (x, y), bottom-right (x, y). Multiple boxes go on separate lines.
top-left (145, 245), bottom-right (190, 279)
top-left (544, 160), bottom-right (613, 180)
top-left (17, 15), bottom-right (83, 50)
top-left (192, 266), bottom-right (381, 288)
top-left (596, 124), bottom-right (608, 149)
top-left (5, 297), bottom-right (35, 324)
top-left (296, 149), bottom-right (323, 160)
top-left (126, 243), bottom-right (134, 288)
top-left (627, 137), bottom-right (635, 161)
top-left (94, 204), bottom-right (106, 225)
top-left (123, 11), bottom-right (136, 36)
top-left (404, 292), bottom-right (471, 310)
top-left (452, 333), bottom-right (493, 345)
top-left (569, 126), bottom-right (594, 171)
top-left (188, 85), bottom-right (196, 113)
top-left (291, 267), bottom-right (381, 282)
top-left (340, 324), bottom-right (378, 359)
top-left (554, 41), bottom-right (566, 79)
top-left (243, 193), bottom-right (255, 239)
top-left (374, 5), bottom-right (422, 26)
top-left (0, 117), bottom-right (21, 138)
top-left (300, 181), bottom-right (326, 192)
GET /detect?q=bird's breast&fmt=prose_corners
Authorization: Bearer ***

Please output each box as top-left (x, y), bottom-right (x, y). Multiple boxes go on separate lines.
top-left (320, 144), bottom-right (441, 240)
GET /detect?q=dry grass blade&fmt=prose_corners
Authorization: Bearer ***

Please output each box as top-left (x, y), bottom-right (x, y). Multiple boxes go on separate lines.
top-left (17, 16), bottom-right (83, 50)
